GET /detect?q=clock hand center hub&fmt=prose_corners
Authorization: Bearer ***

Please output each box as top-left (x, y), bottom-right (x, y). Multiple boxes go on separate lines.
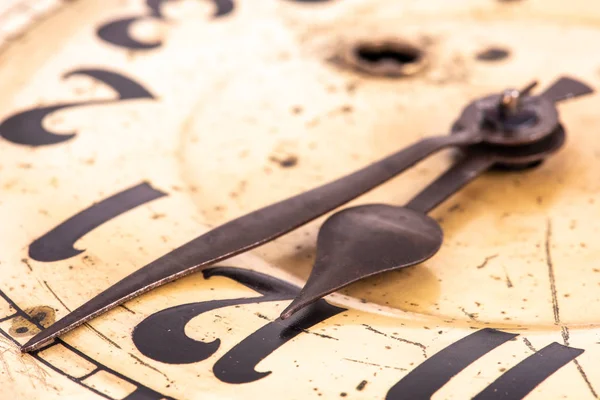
top-left (453, 81), bottom-right (559, 147)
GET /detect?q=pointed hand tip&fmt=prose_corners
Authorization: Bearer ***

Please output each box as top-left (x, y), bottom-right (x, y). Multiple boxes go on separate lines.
top-left (20, 334), bottom-right (52, 353)
top-left (279, 307), bottom-right (295, 320)
top-left (20, 342), bottom-right (36, 353)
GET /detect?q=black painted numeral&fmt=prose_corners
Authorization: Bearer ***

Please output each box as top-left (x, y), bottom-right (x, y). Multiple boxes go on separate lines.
top-left (96, 0), bottom-right (342, 52)
top-left (387, 329), bottom-right (517, 400)
top-left (29, 182), bottom-right (167, 262)
top-left (133, 269), bottom-right (584, 394)
top-left (96, 0), bottom-right (234, 50)
top-left (0, 69), bottom-right (155, 147)
top-left (97, 0), bottom-right (176, 50)
top-left (213, 296), bottom-right (342, 384)
top-left (132, 266), bottom-right (345, 383)
top-left (386, 330), bottom-right (584, 400)
top-left (132, 267), bottom-right (297, 364)
top-left (472, 342), bottom-right (584, 400)
top-left (122, 386), bottom-right (170, 400)
top-left (211, 0), bottom-right (235, 17)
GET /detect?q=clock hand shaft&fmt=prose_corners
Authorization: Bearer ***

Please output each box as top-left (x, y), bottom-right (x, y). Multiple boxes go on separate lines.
top-left (21, 130), bottom-right (479, 352)
top-left (405, 151), bottom-right (495, 214)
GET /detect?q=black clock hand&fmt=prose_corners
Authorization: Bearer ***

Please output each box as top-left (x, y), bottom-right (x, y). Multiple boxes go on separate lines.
top-left (280, 125), bottom-right (567, 319)
top-left (21, 76), bottom-right (592, 353)
top-left (21, 129), bottom-right (479, 352)
top-left (403, 151), bottom-right (494, 214)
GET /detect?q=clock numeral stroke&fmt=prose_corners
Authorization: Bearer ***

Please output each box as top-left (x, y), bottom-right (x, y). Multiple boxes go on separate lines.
top-left (0, 69), bottom-right (155, 147)
top-left (96, 0), bottom-right (235, 51)
top-left (472, 343), bottom-right (584, 400)
top-left (0, 291), bottom-right (173, 400)
top-left (96, 0), bottom-right (338, 51)
top-left (96, 0), bottom-right (191, 50)
top-left (132, 266), bottom-right (345, 384)
top-left (132, 267), bottom-right (585, 398)
top-left (29, 182), bottom-right (167, 262)
top-left (388, 328), bottom-right (583, 400)
top-left (387, 328), bottom-right (518, 399)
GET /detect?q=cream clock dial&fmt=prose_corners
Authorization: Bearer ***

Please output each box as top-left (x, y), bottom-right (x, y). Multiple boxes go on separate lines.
top-left (2, 0), bottom-right (600, 399)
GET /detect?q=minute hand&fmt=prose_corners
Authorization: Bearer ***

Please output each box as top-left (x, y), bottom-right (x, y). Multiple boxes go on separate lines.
top-left (21, 130), bottom-right (479, 352)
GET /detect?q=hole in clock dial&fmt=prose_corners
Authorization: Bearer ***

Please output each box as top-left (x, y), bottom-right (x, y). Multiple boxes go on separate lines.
top-left (355, 44), bottom-right (421, 65)
top-left (338, 39), bottom-right (428, 78)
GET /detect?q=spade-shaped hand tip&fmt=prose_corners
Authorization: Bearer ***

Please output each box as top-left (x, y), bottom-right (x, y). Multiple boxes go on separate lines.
top-left (541, 76), bottom-right (594, 103)
top-left (281, 204), bottom-right (443, 319)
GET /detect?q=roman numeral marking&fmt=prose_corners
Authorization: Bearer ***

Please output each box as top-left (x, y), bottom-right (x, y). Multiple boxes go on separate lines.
top-left (386, 329), bottom-right (584, 400)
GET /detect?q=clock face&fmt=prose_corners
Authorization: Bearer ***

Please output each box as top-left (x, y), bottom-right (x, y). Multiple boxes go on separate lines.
top-left (2, 0), bottom-right (600, 399)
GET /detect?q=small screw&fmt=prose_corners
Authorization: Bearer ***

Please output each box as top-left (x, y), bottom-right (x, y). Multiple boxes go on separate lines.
top-left (498, 80), bottom-right (538, 118)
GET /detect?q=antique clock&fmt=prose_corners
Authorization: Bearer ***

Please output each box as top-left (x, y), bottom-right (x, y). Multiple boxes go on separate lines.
top-left (2, 0), bottom-right (600, 399)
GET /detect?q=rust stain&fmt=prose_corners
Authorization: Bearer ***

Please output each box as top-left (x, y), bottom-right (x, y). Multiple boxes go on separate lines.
top-left (9, 306), bottom-right (55, 337)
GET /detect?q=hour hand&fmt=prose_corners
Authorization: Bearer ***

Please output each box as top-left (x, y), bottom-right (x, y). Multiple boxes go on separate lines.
top-left (280, 76), bottom-right (589, 319)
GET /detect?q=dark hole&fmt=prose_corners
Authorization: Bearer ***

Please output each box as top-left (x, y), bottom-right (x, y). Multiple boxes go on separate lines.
top-left (280, 156), bottom-right (298, 168)
top-left (476, 47), bottom-right (510, 61)
top-left (15, 327), bottom-right (28, 334)
top-left (32, 312), bottom-right (46, 322)
top-left (355, 44), bottom-right (421, 65)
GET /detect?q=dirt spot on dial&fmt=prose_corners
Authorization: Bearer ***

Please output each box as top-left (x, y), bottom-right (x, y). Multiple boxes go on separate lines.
top-left (9, 306), bottom-right (56, 337)
top-left (270, 155), bottom-right (298, 168)
top-left (269, 141), bottom-right (300, 168)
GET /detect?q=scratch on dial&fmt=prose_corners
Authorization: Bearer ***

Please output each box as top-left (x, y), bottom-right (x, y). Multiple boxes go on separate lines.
top-left (545, 218), bottom-right (598, 398)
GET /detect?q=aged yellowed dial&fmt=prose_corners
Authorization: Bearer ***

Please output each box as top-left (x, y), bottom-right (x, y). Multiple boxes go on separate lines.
top-left (2, 0), bottom-right (600, 399)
